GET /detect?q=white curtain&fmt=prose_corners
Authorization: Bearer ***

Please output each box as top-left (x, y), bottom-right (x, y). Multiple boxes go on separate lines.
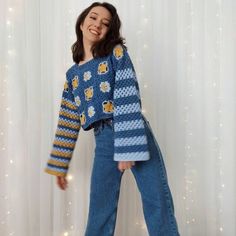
top-left (0, 0), bottom-right (235, 235)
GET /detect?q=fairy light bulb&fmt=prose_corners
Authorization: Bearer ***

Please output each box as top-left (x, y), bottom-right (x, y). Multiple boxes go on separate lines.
top-left (67, 174), bottom-right (73, 181)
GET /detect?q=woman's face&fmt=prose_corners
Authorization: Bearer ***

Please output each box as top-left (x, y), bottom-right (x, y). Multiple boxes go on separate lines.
top-left (80, 6), bottom-right (111, 46)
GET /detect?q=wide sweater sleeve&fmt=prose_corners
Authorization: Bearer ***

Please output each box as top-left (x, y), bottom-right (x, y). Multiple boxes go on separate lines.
top-left (44, 72), bottom-right (81, 177)
top-left (112, 45), bottom-right (150, 161)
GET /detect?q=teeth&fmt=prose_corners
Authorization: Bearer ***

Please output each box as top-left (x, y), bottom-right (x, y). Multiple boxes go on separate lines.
top-left (90, 29), bottom-right (99, 35)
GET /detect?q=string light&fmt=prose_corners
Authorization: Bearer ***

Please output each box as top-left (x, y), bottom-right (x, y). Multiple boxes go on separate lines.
top-left (67, 174), bottom-right (73, 181)
top-left (0, 3), bottom-right (17, 234)
top-left (182, 0), bottom-right (198, 227)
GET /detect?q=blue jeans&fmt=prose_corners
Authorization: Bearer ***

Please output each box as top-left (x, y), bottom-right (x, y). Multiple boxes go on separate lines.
top-left (84, 116), bottom-right (180, 236)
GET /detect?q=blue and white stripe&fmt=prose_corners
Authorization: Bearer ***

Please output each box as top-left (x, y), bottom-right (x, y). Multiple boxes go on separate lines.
top-left (113, 85), bottom-right (137, 98)
top-left (114, 152), bottom-right (150, 161)
top-left (112, 45), bottom-right (150, 161)
top-left (114, 102), bottom-right (140, 116)
top-left (49, 156), bottom-right (71, 164)
top-left (115, 68), bottom-right (135, 81)
top-left (114, 135), bottom-right (147, 147)
top-left (114, 119), bottom-right (145, 132)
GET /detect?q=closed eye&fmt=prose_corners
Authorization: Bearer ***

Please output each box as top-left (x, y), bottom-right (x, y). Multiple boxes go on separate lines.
top-left (103, 23), bottom-right (109, 27)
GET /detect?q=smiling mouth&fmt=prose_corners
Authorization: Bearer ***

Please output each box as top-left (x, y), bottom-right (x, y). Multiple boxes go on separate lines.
top-left (89, 29), bottom-right (100, 36)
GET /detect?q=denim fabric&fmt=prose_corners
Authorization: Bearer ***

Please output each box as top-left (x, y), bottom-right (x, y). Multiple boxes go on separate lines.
top-left (84, 116), bottom-right (180, 236)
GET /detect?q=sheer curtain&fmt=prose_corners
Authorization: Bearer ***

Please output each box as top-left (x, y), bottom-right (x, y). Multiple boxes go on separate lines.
top-left (0, 0), bottom-right (235, 235)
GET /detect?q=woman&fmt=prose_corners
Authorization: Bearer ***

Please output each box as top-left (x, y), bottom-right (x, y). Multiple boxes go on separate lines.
top-left (45, 2), bottom-right (180, 236)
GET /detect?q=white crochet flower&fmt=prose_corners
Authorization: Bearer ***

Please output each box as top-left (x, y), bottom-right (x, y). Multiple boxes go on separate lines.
top-left (75, 96), bottom-right (81, 106)
top-left (83, 71), bottom-right (92, 81)
top-left (88, 106), bottom-right (95, 117)
top-left (100, 81), bottom-right (111, 93)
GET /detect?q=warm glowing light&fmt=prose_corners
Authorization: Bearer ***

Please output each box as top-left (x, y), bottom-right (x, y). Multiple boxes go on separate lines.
top-left (67, 174), bottom-right (73, 181)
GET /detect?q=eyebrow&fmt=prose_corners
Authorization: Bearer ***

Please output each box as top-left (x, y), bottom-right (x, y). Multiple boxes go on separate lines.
top-left (90, 12), bottom-right (110, 22)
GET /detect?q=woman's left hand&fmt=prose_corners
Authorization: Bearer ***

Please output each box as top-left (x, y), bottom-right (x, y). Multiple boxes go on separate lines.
top-left (118, 161), bottom-right (135, 172)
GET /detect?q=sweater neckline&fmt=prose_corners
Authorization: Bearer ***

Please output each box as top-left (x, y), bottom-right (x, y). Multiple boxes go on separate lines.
top-left (76, 57), bottom-right (95, 69)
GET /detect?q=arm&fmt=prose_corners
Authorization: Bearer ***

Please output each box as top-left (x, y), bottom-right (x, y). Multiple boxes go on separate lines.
top-left (112, 45), bottom-right (150, 162)
top-left (44, 72), bottom-right (81, 177)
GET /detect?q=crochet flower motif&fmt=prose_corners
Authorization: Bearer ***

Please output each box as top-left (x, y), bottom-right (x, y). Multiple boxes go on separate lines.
top-left (98, 61), bottom-right (109, 75)
top-left (72, 75), bottom-right (79, 90)
top-left (100, 81), bottom-right (111, 93)
top-left (88, 106), bottom-right (95, 117)
top-left (102, 100), bottom-right (114, 113)
top-left (84, 86), bottom-right (93, 101)
top-left (80, 112), bottom-right (86, 125)
top-left (74, 96), bottom-right (81, 106)
top-left (64, 80), bottom-right (69, 92)
top-left (113, 45), bottom-right (123, 59)
top-left (83, 71), bottom-right (92, 81)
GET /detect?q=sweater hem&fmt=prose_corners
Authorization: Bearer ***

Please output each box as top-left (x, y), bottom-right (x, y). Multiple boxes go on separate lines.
top-left (44, 168), bottom-right (67, 177)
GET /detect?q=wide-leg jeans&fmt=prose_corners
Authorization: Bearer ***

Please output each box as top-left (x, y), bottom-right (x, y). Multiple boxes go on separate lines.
top-left (84, 116), bottom-right (180, 236)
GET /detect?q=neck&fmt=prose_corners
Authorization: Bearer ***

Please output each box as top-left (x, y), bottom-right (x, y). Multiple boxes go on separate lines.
top-left (82, 39), bottom-right (94, 61)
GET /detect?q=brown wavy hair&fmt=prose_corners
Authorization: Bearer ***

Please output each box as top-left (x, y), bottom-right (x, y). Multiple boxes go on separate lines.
top-left (71, 2), bottom-right (126, 64)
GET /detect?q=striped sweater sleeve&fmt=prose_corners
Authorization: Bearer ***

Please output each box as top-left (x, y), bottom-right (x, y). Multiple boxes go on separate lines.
top-left (44, 72), bottom-right (81, 177)
top-left (112, 45), bottom-right (150, 161)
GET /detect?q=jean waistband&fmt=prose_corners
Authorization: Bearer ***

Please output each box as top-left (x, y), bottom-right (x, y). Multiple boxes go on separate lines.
top-left (93, 118), bottom-right (113, 128)
top-left (93, 115), bottom-right (149, 129)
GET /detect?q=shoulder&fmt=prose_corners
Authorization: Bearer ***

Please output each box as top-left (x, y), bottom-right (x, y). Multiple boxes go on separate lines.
top-left (110, 44), bottom-right (134, 71)
top-left (112, 44), bottom-right (127, 60)
top-left (65, 64), bottom-right (78, 80)
top-left (112, 44), bottom-right (129, 61)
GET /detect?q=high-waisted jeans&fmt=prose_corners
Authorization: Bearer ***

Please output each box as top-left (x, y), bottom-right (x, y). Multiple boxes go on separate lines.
top-left (84, 115), bottom-right (180, 236)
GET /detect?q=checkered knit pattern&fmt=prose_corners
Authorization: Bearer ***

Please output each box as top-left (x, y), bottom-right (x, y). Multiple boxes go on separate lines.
top-left (112, 46), bottom-right (150, 161)
top-left (44, 75), bottom-right (81, 177)
top-left (44, 45), bottom-right (150, 177)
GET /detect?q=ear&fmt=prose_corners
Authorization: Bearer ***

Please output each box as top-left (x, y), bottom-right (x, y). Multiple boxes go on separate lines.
top-left (80, 23), bottom-right (83, 31)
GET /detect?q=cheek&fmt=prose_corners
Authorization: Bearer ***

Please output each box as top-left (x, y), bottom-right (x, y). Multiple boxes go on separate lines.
top-left (101, 28), bottom-right (109, 37)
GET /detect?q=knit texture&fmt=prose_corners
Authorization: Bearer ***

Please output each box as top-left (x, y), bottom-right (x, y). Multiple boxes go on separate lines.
top-left (112, 45), bottom-right (150, 161)
top-left (45, 45), bottom-right (150, 177)
top-left (45, 76), bottom-right (81, 177)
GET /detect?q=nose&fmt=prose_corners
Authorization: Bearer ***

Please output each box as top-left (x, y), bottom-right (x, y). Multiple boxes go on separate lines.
top-left (94, 20), bottom-right (102, 29)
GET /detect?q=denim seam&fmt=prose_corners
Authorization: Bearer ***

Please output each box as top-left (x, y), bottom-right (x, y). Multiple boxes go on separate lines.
top-left (145, 120), bottom-right (179, 235)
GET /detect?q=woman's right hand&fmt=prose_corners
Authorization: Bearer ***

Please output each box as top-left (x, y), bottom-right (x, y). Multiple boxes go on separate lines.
top-left (56, 176), bottom-right (68, 190)
top-left (118, 161), bottom-right (135, 172)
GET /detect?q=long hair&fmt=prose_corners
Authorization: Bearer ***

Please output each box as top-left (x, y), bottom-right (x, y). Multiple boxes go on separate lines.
top-left (71, 2), bottom-right (126, 64)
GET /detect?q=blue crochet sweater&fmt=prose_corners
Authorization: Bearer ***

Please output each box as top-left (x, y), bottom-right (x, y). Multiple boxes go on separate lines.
top-left (45, 45), bottom-right (150, 177)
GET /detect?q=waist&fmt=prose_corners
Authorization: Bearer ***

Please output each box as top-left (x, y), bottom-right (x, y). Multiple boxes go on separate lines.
top-left (92, 118), bottom-right (113, 129)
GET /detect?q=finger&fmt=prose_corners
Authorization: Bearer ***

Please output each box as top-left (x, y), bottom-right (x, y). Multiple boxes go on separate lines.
top-left (58, 177), bottom-right (66, 190)
top-left (61, 178), bottom-right (68, 189)
top-left (57, 177), bottom-right (62, 188)
top-left (118, 163), bottom-right (125, 172)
